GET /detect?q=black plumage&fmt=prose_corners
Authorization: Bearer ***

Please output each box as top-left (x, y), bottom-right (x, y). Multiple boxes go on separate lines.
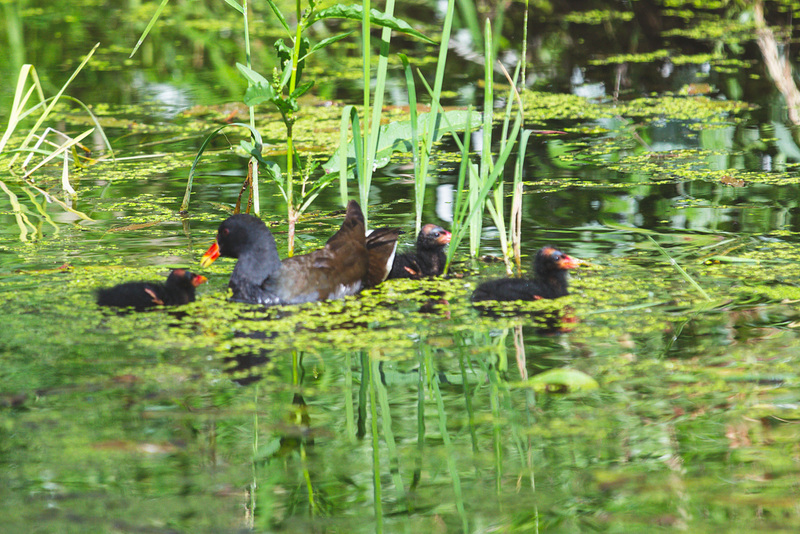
top-left (97, 269), bottom-right (207, 309)
top-left (388, 224), bottom-right (451, 279)
top-left (472, 246), bottom-right (579, 302)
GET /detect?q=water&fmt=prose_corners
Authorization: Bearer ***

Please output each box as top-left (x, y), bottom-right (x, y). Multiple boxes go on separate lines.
top-left (3, 1), bottom-right (800, 532)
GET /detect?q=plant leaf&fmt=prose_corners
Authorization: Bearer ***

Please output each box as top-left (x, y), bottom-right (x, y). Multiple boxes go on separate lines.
top-left (130, 0), bottom-right (170, 58)
top-left (527, 368), bottom-right (599, 394)
top-left (308, 5), bottom-right (434, 44)
top-left (303, 31), bottom-right (357, 61)
top-left (291, 81), bottom-right (314, 99)
top-left (236, 63), bottom-right (271, 87)
top-left (243, 84), bottom-right (277, 107)
top-left (264, 0), bottom-right (290, 33)
top-left (323, 110), bottom-right (479, 176)
top-left (221, 0), bottom-right (244, 14)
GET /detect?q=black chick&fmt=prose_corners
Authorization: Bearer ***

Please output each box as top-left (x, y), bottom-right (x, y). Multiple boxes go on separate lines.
top-left (472, 246), bottom-right (579, 302)
top-left (388, 224), bottom-right (451, 279)
top-left (97, 269), bottom-right (207, 309)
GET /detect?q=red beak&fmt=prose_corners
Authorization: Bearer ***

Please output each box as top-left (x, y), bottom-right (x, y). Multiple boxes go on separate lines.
top-left (200, 242), bottom-right (220, 268)
top-left (192, 274), bottom-right (208, 287)
top-left (556, 254), bottom-right (580, 270)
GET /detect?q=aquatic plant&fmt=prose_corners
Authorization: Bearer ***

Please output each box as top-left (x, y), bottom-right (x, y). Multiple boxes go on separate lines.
top-left (143, 0), bottom-right (432, 251)
top-left (441, 19), bottom-right (526, 272)
top-left (0, 44), bottom-right (108, 240)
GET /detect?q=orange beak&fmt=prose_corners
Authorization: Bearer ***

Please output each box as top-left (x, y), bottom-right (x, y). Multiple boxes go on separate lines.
top-left (438, 230), bottom-right (452, 245)
top-left (192, 274), bottom-right (208, 287)
top-left (200, 242), bottom-right (220, 268)
top-left (557, 254), bottom-right (580, 270)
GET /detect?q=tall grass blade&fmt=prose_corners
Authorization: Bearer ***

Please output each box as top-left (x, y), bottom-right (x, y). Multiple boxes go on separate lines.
top-left (470, 19), bottom-right (496, 257)
top-left (511, 130), bottom-right (532, 271)
top-left (181, 123), bottom-right (263, 212)
top-left (338, 106), bottom-right (362, 206)
top-left (445, 108), bottom-right (473, 273)
top-left (0, 65), bottom-right (43, 153)
top-left (400, 54), bottom-right (422, 224)
top-left (361, 0), bottom-right (398, 226)
top-left (22, 128), bottom-right (94, 180)
top-left (414, 0), bottom-right (456, 232)
top-left (11, 43), bottom-right (100, 168)
top-left (344, 352), bottom-right (356, 442)
top-left (360, 0), bottom-right (372, 219)
top-left (129, 0), bottom-right (171, 58)
top-left (645, 234), bottom-right (712, 301)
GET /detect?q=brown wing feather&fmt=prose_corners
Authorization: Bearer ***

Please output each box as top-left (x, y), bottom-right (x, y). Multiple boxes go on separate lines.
top-left (364, 227), bottom-right (403, 287)
top-left (278, 200), bottom-right (369, 301)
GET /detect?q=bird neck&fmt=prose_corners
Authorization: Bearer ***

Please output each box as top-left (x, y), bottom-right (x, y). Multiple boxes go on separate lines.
top-left (232, 242), bottom-right (282, 282)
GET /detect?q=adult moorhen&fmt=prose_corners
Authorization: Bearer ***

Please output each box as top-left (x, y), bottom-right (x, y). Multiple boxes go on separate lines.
top-left (388, 224), bottom-right (451, 279)
top-left (96, 269), bottom-right (207, 309)
top-left (200, 200), bottom-right (401, 305)
top-left (472, 246), bottom-right (579, 302)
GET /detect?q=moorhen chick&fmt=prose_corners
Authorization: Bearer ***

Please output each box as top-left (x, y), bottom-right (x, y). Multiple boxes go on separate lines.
top-left (388, 224), bottom-right (451, 279)
top-left (472, 246), bottom-right (579, 302)
top-left (96, 269), bottom-right (207, 309)
top-left (200, 200), bottom-right (401, 305)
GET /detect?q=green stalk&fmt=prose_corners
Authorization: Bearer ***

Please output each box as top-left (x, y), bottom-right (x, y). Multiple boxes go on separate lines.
top-left (412, 344), bottom-right (426, 491)
top-left (444, 108), bottom-right (473, 274)
top-left (415, 0), bottom-right (456, 232)
top-left (360, 0), bottom-right (371, 220)
top-left (471, 19), bottom-right (494, 257)
top-left (284, 1), bottom-right (305, 254)
top-left (487, 62), bottom-right (523, 273)
top-left (362, 0), bottom-right (396, 227)
top-left (242, 0), bottom-right (259, 216)
top-left (400, 54), bottom-right (421, 222)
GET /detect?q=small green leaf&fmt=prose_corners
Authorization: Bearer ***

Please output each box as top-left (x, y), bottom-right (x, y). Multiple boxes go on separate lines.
top-left (528, 368), bottom-right (599, 394)
top-left (273, 95), bottom-right (299, 115)
top-left (239, 140), bottom-right (265, 163)
top-left (323, 110), bottom-right (480, 175)
top-left (303, 31), bottom-right (357, 61)
top-left (243, 84), bottom-right (277, 106)
top-left (291, 81), bottom-right (314, 99)
top-left (221, 0), bottom-right (244, 14)
top-left (308, 5), bottom-right (434, 44)
top-left (237, 63), bottom-right (270, 86)
top-left (274, 38), bottom-right (310, 86)
top-left (264, 0), bottom-right (290, 33)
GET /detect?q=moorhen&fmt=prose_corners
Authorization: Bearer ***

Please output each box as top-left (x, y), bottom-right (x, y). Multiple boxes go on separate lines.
top-left (388, 224), bottom-right (452, 279)
top-left (200, 200), bottom-right (401, 305)
top-left (472, 246), bottom-right (579, 302)
top-left (96, 269), bottom-right (207, 309)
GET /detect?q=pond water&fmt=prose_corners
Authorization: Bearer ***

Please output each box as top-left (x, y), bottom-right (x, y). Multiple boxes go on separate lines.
top-left (3, 1), bottom-right (800, 532)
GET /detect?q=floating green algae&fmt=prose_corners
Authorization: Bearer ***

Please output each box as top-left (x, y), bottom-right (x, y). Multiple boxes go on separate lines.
top-left (564, 9), bottom-right (635, 24)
